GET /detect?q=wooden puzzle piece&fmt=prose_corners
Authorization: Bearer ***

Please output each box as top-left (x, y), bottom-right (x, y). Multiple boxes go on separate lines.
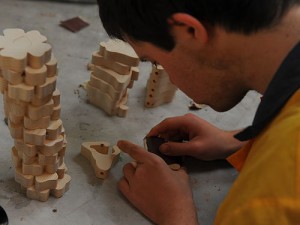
top-left (31, 93), bottom-right (53, 106)
top-left (15, 167), bottom-right (34, 188)
top-left (35, 172), bottom-right (58, 191)
top-left (99, 39), bottom-right (139, 67)
top-left (89, 74), bottom-right (125, 100)
top-left (87, 82), bottom-right (128, 116)
top-left (11, 146), bottom-right (22, 168)
top-left (24, 115), bottom-right (50, 130)
top-left (8, 119), bottom-right (23, 139)
top-left (81, 141), bottom-right (121, 179)
top-left (6, 96), bottom-right (27, 117)
top-left (52, 88), bottom-right (60, 106)
top-left (22, 161), bottom-right (44, 176)
top-left (50, 174), bottom-right (71, 198)
top-left (27, 99), bottom-right (54, 120)
top-left (22, 151), bottom-right (37, 165)
top-left (24, 65), bottom-right (47, 86)
top-left (0, 75), bottom-right (8, 93)
top-left (45, 54), bottom-right (57, 77)
top-left (8, 83), bottom-right (34, 102)
top-left (23, 128), bottom-right (46, 145)
top-left (35, 76), bottom-right (56, 99)
top-left (14, 139), bottom-right (37, 157)
top-left (57, 162), bottom-right (67, 179)
top-left (91, 51), bottom-right (131, 75)
top-left (38, 153), bottom-right (58, 165)
top-left (46, 119), bottom-right (62, 140)
top-left (0, 29), bottom-right (52, 72)
top-left (40, 135), bottom-right (64, 156)
top-left (26, 186), bottom-right (50, 202)
top-left (2, 69), bottom-right (23, 85)
top-left (51, 104), bottom-right (61, 120)
top-left (93, 66), bottom-right (132, 91)
top-left (45, 156), bottom-right (63, 174)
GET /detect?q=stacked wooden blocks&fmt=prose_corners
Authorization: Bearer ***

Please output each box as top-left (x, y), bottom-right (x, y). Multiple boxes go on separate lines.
top-left (0, 28), bottom-right (70, 201)
top-left (145, 64), bottom-right (177, 108)
top-left (87, 39), bottom-right (140, 117)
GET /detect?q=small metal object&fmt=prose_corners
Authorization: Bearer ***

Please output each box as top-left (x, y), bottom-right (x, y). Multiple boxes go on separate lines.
top-left (0, 206), bottom-right (8, 225)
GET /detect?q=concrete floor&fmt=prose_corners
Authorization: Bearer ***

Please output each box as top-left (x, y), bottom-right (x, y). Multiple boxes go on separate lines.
top-left (0, 1), bottom-right (261, 224)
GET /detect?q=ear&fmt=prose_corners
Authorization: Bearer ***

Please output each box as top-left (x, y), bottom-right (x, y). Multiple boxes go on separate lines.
top-left (168, 13), bottom-right (208, 46)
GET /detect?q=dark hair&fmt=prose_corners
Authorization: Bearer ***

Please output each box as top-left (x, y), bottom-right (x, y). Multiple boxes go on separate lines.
top-left (97, 0), bottom-right (300, 51)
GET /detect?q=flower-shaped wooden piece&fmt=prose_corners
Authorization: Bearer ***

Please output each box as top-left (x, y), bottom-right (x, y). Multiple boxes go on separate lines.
top-left (0, 29), bottom-right (52, 72)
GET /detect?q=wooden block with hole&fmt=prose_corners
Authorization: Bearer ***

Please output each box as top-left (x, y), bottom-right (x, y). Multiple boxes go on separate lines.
top-left (26, 186), bottom-right (50, 202)
top-left (51, 174), bottom-right (71, 198)
top-left (99, 39), bottom-right (139, 67)
top-left (81, 141), bottom-right (121, 179)
top-left (35, 173), bottom-right (58, 191)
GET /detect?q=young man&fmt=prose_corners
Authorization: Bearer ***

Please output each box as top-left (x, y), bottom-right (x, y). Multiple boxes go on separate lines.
top-left (97, 0), bottom-right (300, 224)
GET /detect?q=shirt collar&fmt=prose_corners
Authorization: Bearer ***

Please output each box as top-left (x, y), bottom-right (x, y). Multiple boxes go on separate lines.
top-left (235, 41), bottom-right (300, 141)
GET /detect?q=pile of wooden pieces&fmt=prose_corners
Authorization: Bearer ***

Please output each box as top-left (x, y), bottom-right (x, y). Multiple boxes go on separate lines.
top-left (0, 28), bottom-right (70, 202)
top-left (86, 39), bottom-right (139, 117)
top-left (145, 64), bottom-right (177, 108)
top-left (80, 141), bottom-right (120, 179)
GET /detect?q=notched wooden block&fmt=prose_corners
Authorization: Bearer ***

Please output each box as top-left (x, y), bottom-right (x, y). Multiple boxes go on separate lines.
top-left (81, 141), bottom-right (121, 179)
top-left (35, 172), bottom-right (58, 191)
top-left (51, 174), bottom-right (71, 198)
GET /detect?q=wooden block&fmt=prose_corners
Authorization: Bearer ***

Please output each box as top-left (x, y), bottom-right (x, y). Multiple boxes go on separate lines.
top-left (22, 161), bottom-right (43, 176)
top-left (46, 119), bottom-right (62, 140)
top-left (99, 39), bottom-right (139, 67)
top-left (35, 173), bottom-right (58, 191)
top-left (51, 104), bottom-right (61, 120)
top-left (81, 141), bottom-right (121, 179)
top-left (31, 93), bottom-right (53, 106)
top-left (24, 116), bottom-right (50, 129)
top-left (27, 99), bottom-right (54, 120)
top-left (26, 186), bottom-right (50, 202)
top-left (14, 139), bottom-right (37, 157)
top-left (8, 83), bottom-right (34, 102)
top-left (38, 153), bottom-right (58, 165)
top-left (57, 162), bottom-right (67, 179)
top-left (8, 119), bottom-right (23, 139)
top-left (40, 135), bottom-right (64, 156)
top-left (0, 75), bottom-right (8, 93)
top-left (23, 128), bottom-right (46, 145)
top-left (6, 96), bottom-right (28, 117)
top-left (0, 48), bottom-right (27, 73)
top-left (11, 146), bottom-right (22, 168)
top-left (8, 113), bottom-right (23, 125)
top-left (24, 65), bottom-right (47, 86)
top-left (22, 152), bottom-right (37, 165)
top-left (35, 76), bottom-right (56, 99)
top-left (45, 54), bottom-right (58, 77)
top-left (15, 167), bottom-right (34, 188)
top-left (89, 73), bottom-right (124, 100)
top-left (93, 66), bottom-right (131, 91)
top-left (2, 69), bottom-right (23, 85)
top-left (87, 82), bottom-right (128, 116)
top-left (131, 67), bottom-right (139, 81)
top-left (52, 88), bottom-right (60, 106)
top-left (45, 156), bottom-right (63, 174)
top-left (51, 174), bottom-right (71, 198)
top-left (91, 51), bottom-right (131, 75)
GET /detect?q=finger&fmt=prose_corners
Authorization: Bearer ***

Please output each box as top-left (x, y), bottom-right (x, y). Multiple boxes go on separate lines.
top-left (160, 141), bottom-right (200, 156)
top-left (147, 117), bottom-right (180, 137)
top-left (117, 140), bottom-right (152, 163)
top-left (118, 177), bottom-right (130, 196)
top-left (123, 163), bottom-right (135, 181)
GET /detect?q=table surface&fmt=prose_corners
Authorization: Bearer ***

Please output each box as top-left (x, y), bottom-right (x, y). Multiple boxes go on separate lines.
top-left (0, 1), bottom-right (261, 224)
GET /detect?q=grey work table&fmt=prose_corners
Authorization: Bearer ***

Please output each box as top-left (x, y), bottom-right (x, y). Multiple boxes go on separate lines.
top-left (0, 1), bottom-right (260, 224)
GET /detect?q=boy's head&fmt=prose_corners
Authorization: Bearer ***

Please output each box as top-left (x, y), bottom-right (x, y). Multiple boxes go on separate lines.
top-left (97, 0), bottom-right (299, 51)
